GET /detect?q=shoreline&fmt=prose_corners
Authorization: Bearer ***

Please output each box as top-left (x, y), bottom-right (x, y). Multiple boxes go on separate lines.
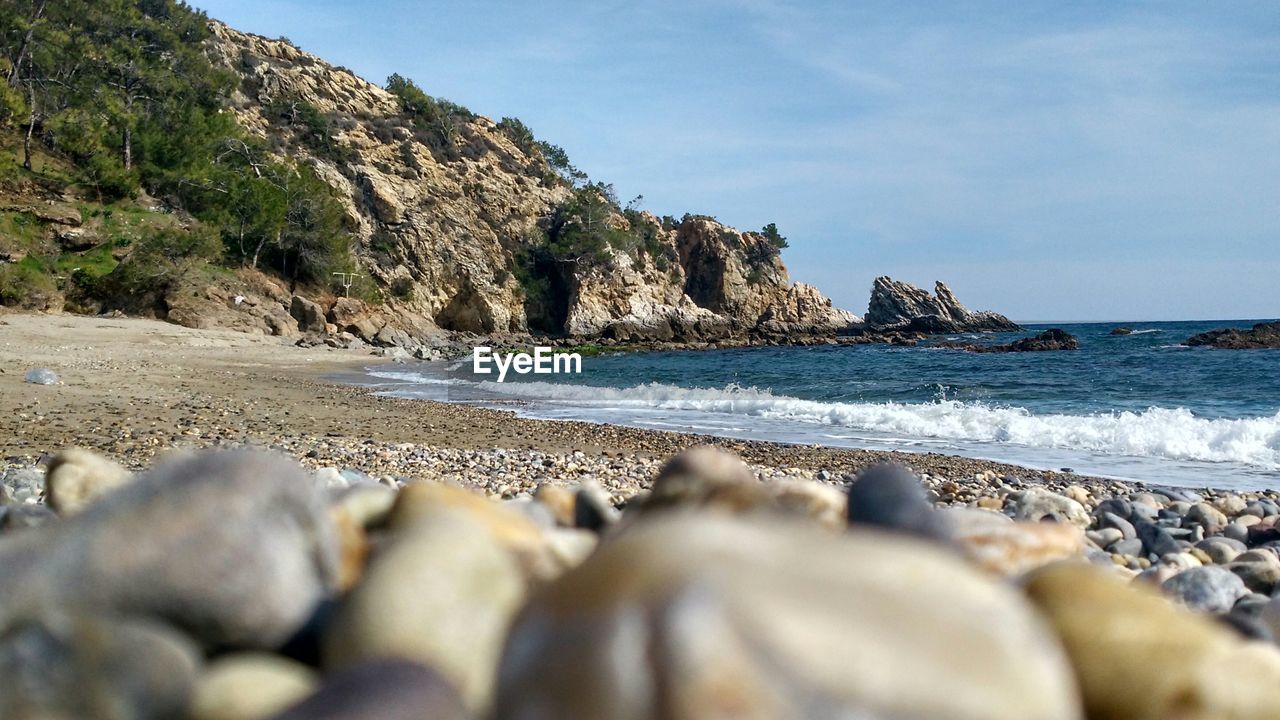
top-left (0, 311), bottom-right (1143, 501)
top-left (5, 310), bottom-right (1274, 501)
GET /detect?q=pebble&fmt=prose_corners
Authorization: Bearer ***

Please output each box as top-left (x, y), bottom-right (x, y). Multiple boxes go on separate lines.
top-left (45, 447), bottom-right (133, 515)
top-left (324, 488), bottom-right (526, 712)
top-left (946, 507), bottom-right (1085, 576)
top-left (190, 653), bottom-right (318, 720)
top-left (1192, 538), bottom-right (1244, 566)
top-left (0, 613), bottom-right (199, 720)
top-left (1006, 487), bottom-right (1091, 526)
top-left (846, 463), bottom-right (950, 540)
top-left (268, 659), bottom-right (468, 720)
top-left (1162, 566), bottom-right (1248, 614)
top-left (1027, 563), bottom-right (1280, 720)
top-left (495, 513), bottom-right (1083, 720)
top-left (0, 450), bottom-right (342, 649)
top-left (642, 444), bottom-right (765, 511)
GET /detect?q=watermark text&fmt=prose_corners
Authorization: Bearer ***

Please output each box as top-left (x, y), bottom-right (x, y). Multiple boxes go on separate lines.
top-left (472, 346), bottom-right (582, 382)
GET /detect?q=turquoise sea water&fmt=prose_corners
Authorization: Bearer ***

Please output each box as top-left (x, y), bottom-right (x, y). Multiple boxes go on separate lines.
top-left (366, 320), bottom-right (1280, 489)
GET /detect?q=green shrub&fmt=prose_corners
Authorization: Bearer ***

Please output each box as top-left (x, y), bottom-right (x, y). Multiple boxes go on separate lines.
top-left (0, 257), bottom-right (57, 308)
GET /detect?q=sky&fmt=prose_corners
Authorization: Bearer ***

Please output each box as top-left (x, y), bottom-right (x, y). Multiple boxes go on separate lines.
top-left (193, 0), bottom-right (1279, 322)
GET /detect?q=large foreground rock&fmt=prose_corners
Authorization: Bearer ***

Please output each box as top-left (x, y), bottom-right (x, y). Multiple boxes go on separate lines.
top-left (0, 614), bottom-right (200, 720)
top-left (0, 451), bottom-right (342, 649)
top-left (1027, 563), bottom-right (1280, 720)
top-left (494, 513), bottom-right (1082, 720)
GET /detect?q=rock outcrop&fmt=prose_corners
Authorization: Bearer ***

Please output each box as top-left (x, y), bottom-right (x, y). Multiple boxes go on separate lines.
top-left (936, 328), bottom-right (1080, 353)
top-left (1186, 322), bottom-right (1280, 350)
top-left (866, 276), bottom-right (1019, 333)
top-left (200, 24), bottom-right (857, 346)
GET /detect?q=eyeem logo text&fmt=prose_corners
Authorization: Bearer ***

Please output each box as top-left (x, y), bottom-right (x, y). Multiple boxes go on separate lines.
top-left (472, 346), bottom-right (582, 382)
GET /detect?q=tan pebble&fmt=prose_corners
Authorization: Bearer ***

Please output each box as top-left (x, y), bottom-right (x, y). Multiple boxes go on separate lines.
top-left (189, 653), bottom-right (317, 720)
top-left (976, 496), bottom-right (1004, 511)
top-left (533, 484), bottom-right (576, 527)
top-left (46, 447), bottom-right (133, 515)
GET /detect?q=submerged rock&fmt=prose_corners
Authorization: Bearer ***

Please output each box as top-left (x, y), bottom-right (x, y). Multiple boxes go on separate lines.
top-left (494, 513), bottom-right (1082, 720)
top-left (938, 329), bottom-right (1080, 353)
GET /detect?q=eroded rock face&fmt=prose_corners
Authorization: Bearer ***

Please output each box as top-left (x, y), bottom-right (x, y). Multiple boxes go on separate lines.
top-left (204, 24), bottom-right (857, 344)
top-left (866, 276), bottom-right (1019, 332)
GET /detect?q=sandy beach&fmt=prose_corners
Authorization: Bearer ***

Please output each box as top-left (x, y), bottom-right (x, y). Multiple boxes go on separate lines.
top-left (0, 311), bottom-right (1133, 502)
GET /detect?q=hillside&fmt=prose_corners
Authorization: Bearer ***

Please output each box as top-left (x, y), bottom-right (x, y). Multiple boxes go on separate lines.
top-left (0, 1), bottom-right (858, 352)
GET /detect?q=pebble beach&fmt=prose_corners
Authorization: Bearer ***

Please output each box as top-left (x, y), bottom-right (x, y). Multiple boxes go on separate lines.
top-left (6, 312), bottom-right (1280, 719)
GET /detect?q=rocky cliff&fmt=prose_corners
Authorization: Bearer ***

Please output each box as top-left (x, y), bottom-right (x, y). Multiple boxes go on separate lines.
top-left (201, 23), bottom-right (857, 347)
top-left (865, 277), bottom-right (1020, 333)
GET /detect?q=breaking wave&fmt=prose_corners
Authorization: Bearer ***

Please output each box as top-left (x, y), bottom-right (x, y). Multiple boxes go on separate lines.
top-left (464, 380), bottom-right (1280, 470)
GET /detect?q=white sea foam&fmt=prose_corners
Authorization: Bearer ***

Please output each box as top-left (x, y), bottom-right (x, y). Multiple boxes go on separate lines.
top-left (461, 380), bottom-right (1280, 470)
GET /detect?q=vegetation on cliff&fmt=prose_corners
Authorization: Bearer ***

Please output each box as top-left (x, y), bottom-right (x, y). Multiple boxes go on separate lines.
top-left (0, 0), bottom-right (349, 312)
top-left (0, 0), bottom-right (855, 345)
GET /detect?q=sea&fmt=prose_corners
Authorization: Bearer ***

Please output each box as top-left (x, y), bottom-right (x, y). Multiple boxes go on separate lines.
top-left (361, 320), bottom-right (1280, 490)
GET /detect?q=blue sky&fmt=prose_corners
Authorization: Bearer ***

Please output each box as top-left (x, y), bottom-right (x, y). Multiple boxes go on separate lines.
top-left (194, 0), bottom-right (1279, 321)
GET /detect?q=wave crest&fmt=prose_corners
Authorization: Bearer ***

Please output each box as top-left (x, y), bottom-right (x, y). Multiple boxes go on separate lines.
top-left (469, 380), bottom-right (1280, 469)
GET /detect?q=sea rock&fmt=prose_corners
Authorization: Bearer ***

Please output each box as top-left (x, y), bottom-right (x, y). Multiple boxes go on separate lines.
top-left (0, 614), bottom-right (200, 720)
top-left (289, 295), bottom-right (327, 333)
top-left (865, 276), bottom-right (1019, 332)
top-left (1162, 566), bottom-right (1248, 614)
top-left (494, 513), bottom-right (1082, 720)
top-left (324, 494), bottom-right (525, 712)
top-left (846, 463), bottom-right (950, 540)
top-left (1186, 321), bottom-right (1280, 350)
top-left (268, 659), bottom-right (468, 720)
top-left (1026, 563), bottom-right (1280, 720)
top-left (1006, 487), bottom-right (1091, 527)
top-left (44, 447), bottom-right (133, 515)
top-left (946, 507), bottom-right (1085, 576)
top-left (0, 450), bottom-right (341, 649)
top-left (190, 653), bottom-right (318, 720)
top-left (941, 329), bottom-right (1080, 353)
top-left (1110, 327), bottom-right (1133, 336)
